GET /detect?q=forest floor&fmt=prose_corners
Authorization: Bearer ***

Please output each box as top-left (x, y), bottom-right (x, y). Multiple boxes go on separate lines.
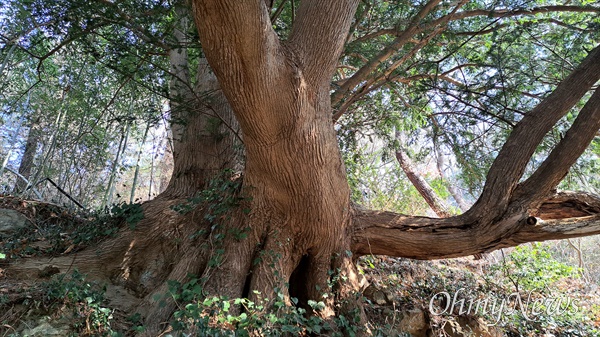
top-left (0, 196), bottom-right (599, 336)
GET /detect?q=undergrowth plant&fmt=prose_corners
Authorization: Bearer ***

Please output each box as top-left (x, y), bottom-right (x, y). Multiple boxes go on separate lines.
top-left (487, 244), bottom-right (599, 336)
top-left (164, 276), bottom-right (364, 337)
top-left (41, 270), bottom-right (119, 337)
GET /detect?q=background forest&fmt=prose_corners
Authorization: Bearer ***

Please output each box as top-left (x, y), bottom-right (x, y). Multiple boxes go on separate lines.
top-left (1, 0), bottom-right (600, 336)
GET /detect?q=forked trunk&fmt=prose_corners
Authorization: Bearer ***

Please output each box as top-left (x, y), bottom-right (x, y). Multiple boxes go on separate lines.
top-left (191, 0), bottom-right (364, 321)
top-left (200, 78), bottom-right (360, 313)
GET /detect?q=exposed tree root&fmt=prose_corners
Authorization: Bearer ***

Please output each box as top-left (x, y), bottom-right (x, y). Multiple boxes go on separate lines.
top-left (5, 188), bottom-right (600, 335)
top-left (3, 197), bottom-right (369, 336)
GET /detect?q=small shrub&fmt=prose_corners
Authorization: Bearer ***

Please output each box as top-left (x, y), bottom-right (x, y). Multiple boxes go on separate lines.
top-left (42, 270), bottom-right (119, 336)
top-left (165, 277), bottom-right (364, 336)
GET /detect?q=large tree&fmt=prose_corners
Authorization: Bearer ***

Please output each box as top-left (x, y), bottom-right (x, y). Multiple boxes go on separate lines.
top-left (6, 0), bottom-right (600, 334)
top-left (190, 0), bottom-right (600, 295)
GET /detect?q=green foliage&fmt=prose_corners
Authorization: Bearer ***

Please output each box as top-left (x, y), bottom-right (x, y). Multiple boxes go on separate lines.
top-left (172, 170), bottom-right (249, 247)
top-left (3, 0), bottom-right (599, 212)
top-left (336, 0), bottom-right (600, 199)
top-left (75, 202), bottom-right (144, 243)
top-left (109, 202), bottom-right (144, 230)
top-left (359, 254), bottom-right (599, 336)
top-left (484, 245), bottom-right (598, 336)
top-left (342, 144), bottom-right (433, 215)
top-left (1, 0), bottom-right (168, 208)
top-left (172, 170), bottom-right (245, 218)
top-left (493, 243), bottom-right (579, 293)
top-left (41, 270), bottom-right (120, 336)
top-left (165, 277), bottom-right (364, 337)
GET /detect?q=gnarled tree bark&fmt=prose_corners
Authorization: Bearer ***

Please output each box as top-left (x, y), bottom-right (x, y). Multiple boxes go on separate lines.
top-left (191, 0), bottom-right (600, 328)
top-left (192, 0), bottom-right (363, 320)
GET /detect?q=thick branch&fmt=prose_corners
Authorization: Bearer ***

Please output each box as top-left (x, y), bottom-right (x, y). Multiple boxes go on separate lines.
top-left (193, 1), bottom-right (275, 66)
top-left (535, 191), bottom-right (600, 219)
top-left (357, 46), bottom-right (600, 261)
top-left (192, 0), bottom-right (290, 141)
top-left (352, 191), bottom-right (600, 259)
top-left (288, 0), bottom-right (359, 85)
top-left (467, 45), bottom-right (600, 218)
top-left (191, 0), bottom-right (280, 100)
top-left (510, 215), bottom-right (600, 243)
top-left (515, 87), bottom-right (600, 203)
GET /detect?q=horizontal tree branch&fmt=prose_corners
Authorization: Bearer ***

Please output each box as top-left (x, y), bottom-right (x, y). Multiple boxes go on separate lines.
top-left (351, 191), bottom-right (600, 259)
top-left (509, 215), bottom-right (600, 244)
top-left (535, 191), bottom-right (600, 219)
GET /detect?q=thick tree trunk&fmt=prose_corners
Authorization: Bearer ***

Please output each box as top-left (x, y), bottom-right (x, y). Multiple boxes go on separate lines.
top-left (192, 1), bottom-right (365, 325)
top-left (35, 62), bottom-right (246, 333)
top-left (161, 2), bottom-right (243, 198)
top-left (162, 60), bottom-right (243, 198)
top-left (6, 5), bottom-right (246, 333)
